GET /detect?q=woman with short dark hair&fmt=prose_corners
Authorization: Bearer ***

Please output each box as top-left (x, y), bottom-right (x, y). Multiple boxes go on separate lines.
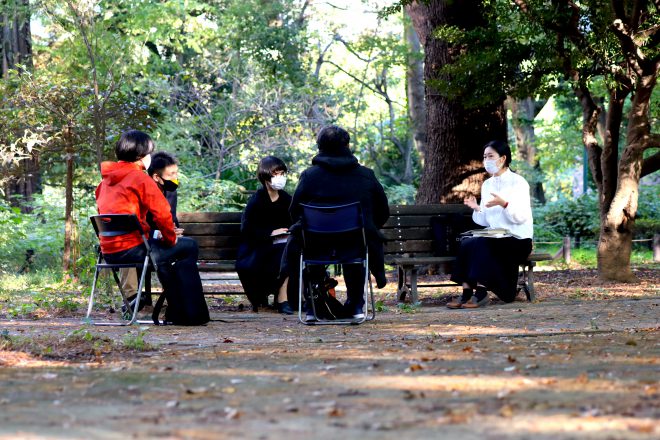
top-left (236, 156), bottom-right (294, 314)
top-left (447, 140), bottom-right (533, 308)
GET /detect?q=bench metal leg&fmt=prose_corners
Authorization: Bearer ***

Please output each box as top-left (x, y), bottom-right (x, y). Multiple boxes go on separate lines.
top-left (397, 265), bottom-right (408, 302)
top-left (518, 261), bottom-right (536, 302)
top-left (410, 267), bottom-right (419, 304)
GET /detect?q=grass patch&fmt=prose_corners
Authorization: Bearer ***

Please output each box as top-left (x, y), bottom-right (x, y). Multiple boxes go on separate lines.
top-left (0, 326), bottom-right (156, 361)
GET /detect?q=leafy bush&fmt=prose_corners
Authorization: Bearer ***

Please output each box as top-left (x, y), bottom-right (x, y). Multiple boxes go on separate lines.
top-left (385, 183), bottom-right (416, 205)
top-left (534, 194), bottom-right (599, 241)
top-left (177, 171), bottom-right (249, 212)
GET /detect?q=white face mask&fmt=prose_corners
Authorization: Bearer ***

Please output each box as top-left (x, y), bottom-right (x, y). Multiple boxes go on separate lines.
top-left (141, 154), bottom-right (152, 170)
top-left (483, 158), bottom-right (501, 175)
top-left (270, 174), bottom-right (287, 190)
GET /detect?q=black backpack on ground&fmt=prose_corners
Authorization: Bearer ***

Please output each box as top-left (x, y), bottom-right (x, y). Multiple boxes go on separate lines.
top-left (152, 259), bottom-right (210, 325)
top-left (307, 273), bottom-right (351, 320)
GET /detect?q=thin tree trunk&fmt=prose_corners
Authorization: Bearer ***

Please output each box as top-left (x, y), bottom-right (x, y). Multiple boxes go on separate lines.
top-left (62, 125), bottom-right (75, 275)
top-left (407, 0), bottom-right (507, 204)
top-left (508, 96), bottom-right (545, 203)
top-left (404, 14), bottom-right (426, 164)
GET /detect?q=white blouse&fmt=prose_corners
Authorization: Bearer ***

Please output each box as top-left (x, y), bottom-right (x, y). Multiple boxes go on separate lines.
top-left (472, 169), bottom-right (533, 239)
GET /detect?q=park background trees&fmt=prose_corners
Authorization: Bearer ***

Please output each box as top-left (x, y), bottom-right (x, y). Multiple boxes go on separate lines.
top-left (0, 0), bottom-right (657, 281)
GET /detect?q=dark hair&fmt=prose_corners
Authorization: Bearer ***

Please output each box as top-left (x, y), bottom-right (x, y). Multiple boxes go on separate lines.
top-left (115, 130), bottom-right (155, 162)
top-left (257, 156), bottom-right (288, 186)
top-left (148, 151), bottom-right (178, 176)
top-left (317, 125), bottom-right (350, 152)
top-left (483, 140), bottom-right (512, 167)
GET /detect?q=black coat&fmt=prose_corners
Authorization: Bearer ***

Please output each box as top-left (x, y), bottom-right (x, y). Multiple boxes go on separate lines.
top-left (289, 147), bottom-right (390, 287)
top-left (235, 188), bottom-right (293, 305)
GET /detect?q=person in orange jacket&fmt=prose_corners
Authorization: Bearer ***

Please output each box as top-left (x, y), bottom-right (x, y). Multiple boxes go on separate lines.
top-left (96, 130), bottom-right (208, 324)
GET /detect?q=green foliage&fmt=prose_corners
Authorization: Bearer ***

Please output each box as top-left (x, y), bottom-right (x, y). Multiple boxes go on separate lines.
top-left (122, 328), bottom-right (152, 351)
top-left (384, 183), bottom-right (416, 205)
top-left (534, 194), bottom-right (599, 241)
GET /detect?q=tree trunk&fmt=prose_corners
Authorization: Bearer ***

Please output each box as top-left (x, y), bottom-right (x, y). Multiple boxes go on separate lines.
top-left (508, 96), bottom-right (545, 203)
top-left (1, 0), bottom-right (39, 211)
top-left (62, 125), bottom-right (75, 275)
top-left (404, 14), bottom-right (427, 164)
top-left (407, 0), bottom-right (507, 204)
top-left (597, 71), bottom-right (656, 282)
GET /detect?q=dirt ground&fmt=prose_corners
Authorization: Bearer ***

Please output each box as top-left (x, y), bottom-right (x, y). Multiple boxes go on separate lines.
top-left (0, 269), bottom-right (658, 440)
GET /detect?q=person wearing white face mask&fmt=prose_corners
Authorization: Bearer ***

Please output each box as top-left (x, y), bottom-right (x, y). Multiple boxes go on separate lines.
top-left (236, 156), bottom-right (295, 314)
top-left (447, 140), bottom-right (534, 309)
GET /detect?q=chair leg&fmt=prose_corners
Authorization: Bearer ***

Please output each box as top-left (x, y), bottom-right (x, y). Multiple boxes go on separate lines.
top-left (86, 267), bottom-right (101, 320)
top-left (298, 256), bottom-right (307, 324)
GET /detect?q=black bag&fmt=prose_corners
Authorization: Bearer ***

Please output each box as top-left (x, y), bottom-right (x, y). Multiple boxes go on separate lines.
top-left (152, 259), bottom-right (210, 325)
top-left (430, 214), bottom-right (480, 256)
top-left (307, 274), bottom-right (350, 320)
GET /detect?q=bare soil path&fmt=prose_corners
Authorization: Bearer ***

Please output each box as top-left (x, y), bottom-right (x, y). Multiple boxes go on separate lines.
top-left (0, 269), bottom-right (658, 439)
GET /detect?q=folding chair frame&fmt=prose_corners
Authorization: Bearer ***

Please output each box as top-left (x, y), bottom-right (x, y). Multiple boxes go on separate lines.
top-left (295, 202), bottom-right (376, 325)
top-left (86, 214), bottom-right (158, 326)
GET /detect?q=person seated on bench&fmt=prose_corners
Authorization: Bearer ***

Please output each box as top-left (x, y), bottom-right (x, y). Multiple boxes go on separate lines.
top-left (286, 125), bottom-right (390, 321)
top-left (96, 130), bottom-right (208, 324)
top-left (236, 156), bottom-right (294, 315)
top-left (447, 140), bottom-right (533, 309)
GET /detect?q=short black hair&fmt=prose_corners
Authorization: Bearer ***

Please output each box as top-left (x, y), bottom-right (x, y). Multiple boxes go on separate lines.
top-left (483, 140), bottom-right (512, 167)
top-left (148, 151), bottom-right (178, 177)
top-left (257, 156), bottom-right (287, 186)
top-left (317, 125), bottom-right (350, 152)
top-left (115, 130), bottom-right (155, 162)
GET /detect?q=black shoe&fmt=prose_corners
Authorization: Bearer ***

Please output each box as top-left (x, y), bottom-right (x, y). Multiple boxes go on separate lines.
top-left (277, 301), bottom-right (294, 315)
top-left (121, 294), bottom-right (150, 315)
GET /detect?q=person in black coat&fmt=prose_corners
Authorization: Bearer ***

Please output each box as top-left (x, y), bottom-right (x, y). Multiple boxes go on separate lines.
top-left (236, 156), bottom-right (294, 314)
top-left (287, 125), bottom-right (390, 321)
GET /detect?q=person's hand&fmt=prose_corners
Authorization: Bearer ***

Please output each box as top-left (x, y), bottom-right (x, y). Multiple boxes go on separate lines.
top-left (486, 192), bottom-right (507, 208)
top-left (464, 196), bottom-right (479, 211)
top-left (174, 227), bottom-right (185, 237)
top-left (271, 228), bottom-right (289, 236)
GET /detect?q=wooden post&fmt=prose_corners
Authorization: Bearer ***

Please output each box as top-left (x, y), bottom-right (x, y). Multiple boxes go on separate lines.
top-left (563, 236), bottom-right (571, 264)
top-left (654, 234), bottom-right (660, 263)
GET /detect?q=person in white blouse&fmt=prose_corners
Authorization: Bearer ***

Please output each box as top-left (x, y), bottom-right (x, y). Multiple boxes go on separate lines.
top-left (447, 140), bottom-right (533, 309)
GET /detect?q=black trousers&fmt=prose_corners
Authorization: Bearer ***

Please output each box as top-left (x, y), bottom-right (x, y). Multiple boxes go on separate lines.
top-left (450, 236), bottom-right (532, 302)
top-left (103, 237), bottom-right (203, 302)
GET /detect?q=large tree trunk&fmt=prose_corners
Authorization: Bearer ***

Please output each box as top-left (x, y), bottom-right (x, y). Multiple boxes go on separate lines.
top-left (407, 0), bottom-right (507, 204)
top-left (1, 0), bottom-right (39, 211)
top-left (508, 96), bottom-right (545, 203)
top-left (597, 72), bottom-right (656, 282)
top-left (404, 15), bottom-right (427, 164)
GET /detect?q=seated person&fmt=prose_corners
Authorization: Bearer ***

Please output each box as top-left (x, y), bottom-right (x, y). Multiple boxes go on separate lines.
top-left (96, 130), bottom-right (208, 324)
top-left (448, 140), bottom-right (533, 309)
top-left (286, 125), bottom-right (390, 321)
top-left (236, 156), bottom-right (294, 315)
top-left (118, 151), bottom-right (184, 308)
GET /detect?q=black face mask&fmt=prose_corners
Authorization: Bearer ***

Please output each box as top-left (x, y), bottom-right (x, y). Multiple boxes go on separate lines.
top-left (160, 179), bottom-right (179, 192)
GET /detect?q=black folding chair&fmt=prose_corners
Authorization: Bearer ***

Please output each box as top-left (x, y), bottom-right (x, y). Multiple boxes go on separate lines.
top-left (297, 202), bottom-right (375, 325)
top-left (87, 214), bottom-right (158, 326)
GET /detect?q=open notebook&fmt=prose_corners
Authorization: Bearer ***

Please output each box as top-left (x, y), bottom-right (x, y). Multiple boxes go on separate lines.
top-left (461, 228), bottom-right (522, 239)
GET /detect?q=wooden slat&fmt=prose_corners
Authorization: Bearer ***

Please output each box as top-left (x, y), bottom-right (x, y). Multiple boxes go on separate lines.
top-left (179, 212), bottom-right (242, 223)
top-left (382, 228), bottom-right (432, 241)
top-left (383, 216), bottom-right (435, 228)
top-left (189, 236), bottom-right (241, 248)
top-left (198, 248), bottom-right (239, 260)
top-left (384, 240), bottom-right (434, 253)
top-left (391, 256), bottom-right (456, 265)
top-left (529, 252), bottom-right (553, 261)
top-left (389, 204), bottom-right (471, 215)
top-left (198, 262), bottom-right (237, 271)
top-left (180, 223), bottom-right (241, 236)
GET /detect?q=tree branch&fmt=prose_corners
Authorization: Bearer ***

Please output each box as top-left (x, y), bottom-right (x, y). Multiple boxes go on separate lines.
top-left (641, 151), bottom-right (660, 178)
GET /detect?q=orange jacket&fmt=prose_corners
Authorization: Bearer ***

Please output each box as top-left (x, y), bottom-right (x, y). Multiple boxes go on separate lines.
top-left (95, 161), bottom-right (176, 254)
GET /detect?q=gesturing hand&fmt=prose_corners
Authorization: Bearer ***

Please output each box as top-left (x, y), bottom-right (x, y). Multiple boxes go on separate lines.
top-left (464, 196), bottom-right (479, 211)
top-left (485, 192), bottom-right (507, 208)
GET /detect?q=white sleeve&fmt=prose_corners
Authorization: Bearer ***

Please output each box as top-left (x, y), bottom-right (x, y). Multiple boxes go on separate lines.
top-left (472, 180), bottom-right (489, 227)
top-left (503, 176), bottom-right (532, 224)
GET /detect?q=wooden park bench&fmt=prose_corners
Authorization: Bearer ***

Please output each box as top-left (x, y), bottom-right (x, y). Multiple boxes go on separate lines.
top-left (382, 204), bottom-right (553, 304)
top-left (179, 205), bottom-right (552, 302)
top-left (178, 211), bottom-right (243, 295)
